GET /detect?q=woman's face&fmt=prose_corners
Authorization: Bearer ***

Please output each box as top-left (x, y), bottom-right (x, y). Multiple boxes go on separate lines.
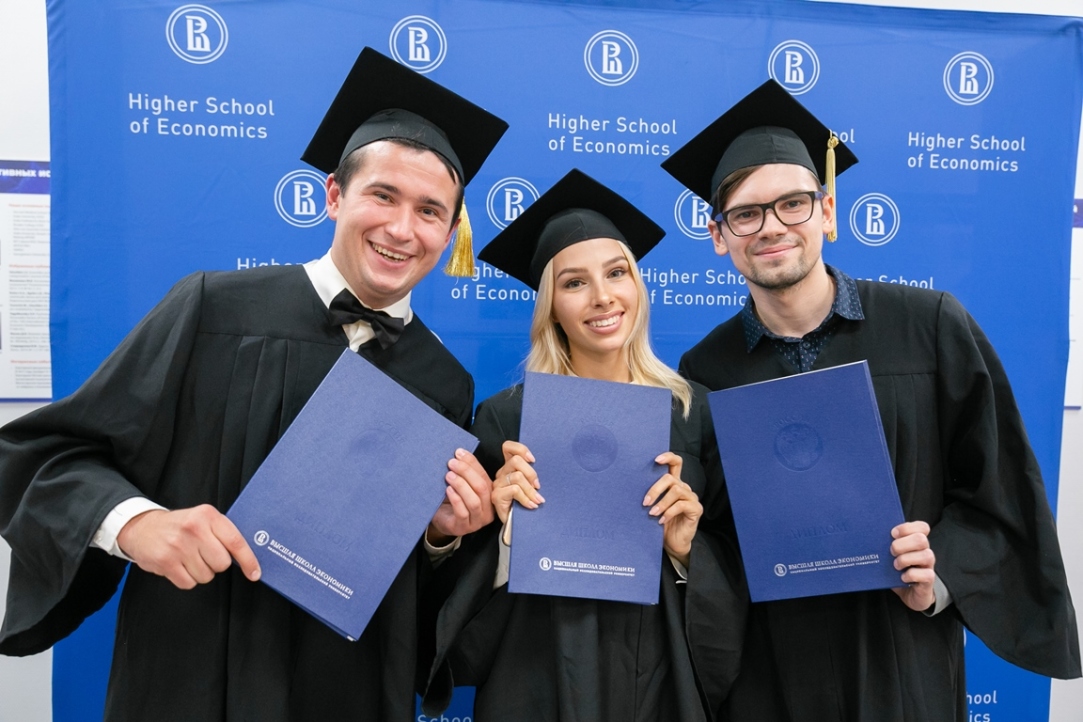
top-left (549, 237), bottom-right (639, 368)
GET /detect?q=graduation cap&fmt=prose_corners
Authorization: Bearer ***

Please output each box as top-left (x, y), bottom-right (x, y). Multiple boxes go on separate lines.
top-left (478, 169), bottom-right (665, 291)
top-left (302, 47), bottom-right (509, 275)
top-left (661, 79), bottom-right (857, 241)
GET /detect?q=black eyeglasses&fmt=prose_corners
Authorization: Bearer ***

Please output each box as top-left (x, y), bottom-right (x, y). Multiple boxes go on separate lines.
top-left (714, 191), bottom-right (825, 237)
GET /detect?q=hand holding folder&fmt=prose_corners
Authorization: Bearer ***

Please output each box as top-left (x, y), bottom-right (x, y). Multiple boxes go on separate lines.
top-left (506, 372), bottom-right (671, 605)
top-left (708, 361), bottom-right (906, 603)
top-left (227, 349), bottom-right (478, 640)
top-left (493, 441), bottom-right (701, 570)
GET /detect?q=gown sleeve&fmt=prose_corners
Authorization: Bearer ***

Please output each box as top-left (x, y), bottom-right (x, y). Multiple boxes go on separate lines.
top-left (420, 390), bottom-right (519, 714)
top-left (0, 273), bottom-right (207, 655)
top-left (930, 293), bottom-right (1080, 678)
top-left (675, 388), bottom-right (749, 714)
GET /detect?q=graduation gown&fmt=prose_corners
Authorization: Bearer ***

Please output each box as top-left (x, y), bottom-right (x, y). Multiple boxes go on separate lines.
top-left (422, 383), bottom-right (748, 722)
top-left (0, 265), bottom-right (474, 721)
top-left (679, 280), bottom-right (1080, 722)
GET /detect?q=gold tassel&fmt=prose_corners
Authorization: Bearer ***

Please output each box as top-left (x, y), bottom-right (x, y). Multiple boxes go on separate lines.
top-left (826, 133), bottom-right (839, 242)
top-left (444, 199), bottom-right (474, 277)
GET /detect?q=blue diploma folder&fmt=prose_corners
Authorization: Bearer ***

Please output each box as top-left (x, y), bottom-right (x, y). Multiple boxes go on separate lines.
top-left (708, 361), bottom-right (905, 602)
top-left (509, 372), bottom-right (670, 605)
top-left (227, 349), bottom-right (477, 640)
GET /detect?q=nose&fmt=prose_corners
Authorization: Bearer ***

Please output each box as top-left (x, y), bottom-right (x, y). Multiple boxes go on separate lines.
top-left (591, 280), bottom-right (613, 306)
top-left (759, 206), bottom-right (788, 235)
top-left (384, 204), bottom-right (415, 241)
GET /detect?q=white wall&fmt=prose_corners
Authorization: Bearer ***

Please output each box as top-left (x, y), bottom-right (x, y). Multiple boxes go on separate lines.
top-left (0, 0), bottom-right (52, 716)
top-left (1, 0), bottom-right (1080, 720)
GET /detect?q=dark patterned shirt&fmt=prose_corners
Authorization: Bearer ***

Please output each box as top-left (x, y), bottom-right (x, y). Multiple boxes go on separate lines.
top-left (740, 265), bottom-right (864, 372)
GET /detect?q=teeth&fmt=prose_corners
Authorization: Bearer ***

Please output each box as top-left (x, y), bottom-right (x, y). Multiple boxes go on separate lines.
top-left (372, 243), bottom-right (408, 261)
top-left (588, 316), bottom-right (620, 328)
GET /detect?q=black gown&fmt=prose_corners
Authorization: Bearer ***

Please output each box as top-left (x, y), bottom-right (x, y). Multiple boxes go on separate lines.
top-left (422, 383), bottom-right (748, 722)
top-left (679, 280), bottom-right (1080, 722)
top-left (0, 265), bottom-right (474, 721)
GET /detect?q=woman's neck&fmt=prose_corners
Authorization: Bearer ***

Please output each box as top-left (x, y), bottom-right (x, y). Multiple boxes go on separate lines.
top-left (569, 348), bottom-right (633, 383)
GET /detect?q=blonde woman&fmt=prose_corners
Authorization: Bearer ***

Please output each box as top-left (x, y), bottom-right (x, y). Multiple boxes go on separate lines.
top-left (422, 170), bottom-right (747, 722)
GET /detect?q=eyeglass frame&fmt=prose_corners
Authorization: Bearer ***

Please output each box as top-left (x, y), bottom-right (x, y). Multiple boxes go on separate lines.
top-left (713, 190), bottom-right (826, 237)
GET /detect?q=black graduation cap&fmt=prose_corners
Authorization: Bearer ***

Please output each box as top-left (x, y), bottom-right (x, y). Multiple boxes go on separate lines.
top-left (301, 47), bottom-right (508, 275)
top-left (302, 47), bottom-right (508, 184)
top-left (478, 169), bottom-right (665, 291)
top-left (661, 79), bottom-right (858, 214)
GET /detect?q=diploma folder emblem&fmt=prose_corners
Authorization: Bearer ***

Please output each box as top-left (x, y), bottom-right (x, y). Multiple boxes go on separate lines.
top-left (509, 372), bottom-right (670, 605)
top-left (707, 361), bottom-right (905, 602)
top-left (227, 349), bottom-right (478, 640)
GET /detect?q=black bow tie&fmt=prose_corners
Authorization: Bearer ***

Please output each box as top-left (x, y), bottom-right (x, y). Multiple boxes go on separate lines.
top-left (328, 289), bottom-right (405, 350)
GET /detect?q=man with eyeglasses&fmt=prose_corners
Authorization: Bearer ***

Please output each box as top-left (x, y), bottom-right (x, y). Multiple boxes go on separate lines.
top-left (663, 80), bottom-right (1079, 721)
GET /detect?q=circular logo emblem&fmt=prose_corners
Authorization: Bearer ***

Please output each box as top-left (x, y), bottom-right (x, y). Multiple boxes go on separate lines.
top-left (166, 4), bottom-right (228, 65)
top-left (254, 530), bottom-right (269, 547)
top-left (584, 30), bottom-right (639, 87)
top-left (572, 423), bottom-right (620, 473)
top-left (674, 189), bottom-right (714, 240)
top-left (774, 564), bottom-right (787, 577)
top-left (943, 51), bottom-right (994, 106)
top-left (539, 557), bottom-right (553, 571)
top-left (849, 193), bottom-right (901, 247)
top-left (774, 423), bottom-right (824, 471)
top-left (389, 15), bottom-right (447, 74)
top-left (351, 428), bottom-right (398, 471)
top-left (274, 170), bottom-right (328, 228)
top-left (768, 40), bottom-right (819, 95)
top-left (486, 177), bottom-right (540, 230)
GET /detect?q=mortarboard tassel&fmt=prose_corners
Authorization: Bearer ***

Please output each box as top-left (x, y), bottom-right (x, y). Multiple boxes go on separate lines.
top-left (444, 200), bottom-right (474, 277)
top-left (826, 133), bottom-right (839, 242)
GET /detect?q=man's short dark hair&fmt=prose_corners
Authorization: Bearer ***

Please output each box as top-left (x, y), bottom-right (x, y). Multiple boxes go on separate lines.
top-left (332, 138), bottom-right (465, 229)
top-left (710, 166), bottom-right (760, 220)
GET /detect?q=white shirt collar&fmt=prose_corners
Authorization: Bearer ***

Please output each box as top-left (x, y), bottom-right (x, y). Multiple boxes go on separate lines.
top-left (304, 252), bottom-right (413, 351)
top-left (304, 252), bottom-right (413, 321)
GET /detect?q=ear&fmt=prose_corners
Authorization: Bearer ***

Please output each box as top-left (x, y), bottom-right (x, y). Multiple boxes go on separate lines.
top-left (442, 218), bottom-right (460, 251)
top-left (326, 174), bottom-right (342, 221)
top-left (709, 222), bottom-right (731, 258)
top-left (820, 192), bottom-right (836, 237)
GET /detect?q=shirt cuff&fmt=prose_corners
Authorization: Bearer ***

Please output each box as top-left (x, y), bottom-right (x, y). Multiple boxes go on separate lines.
top-left (91, 497), bottom-right (168, 562)
top-left (923, 573), bottom-right (954, 616)
top-left (424, 531), bottom-right (462, 566)
top-left (667, 553), bottom-right (689, 584)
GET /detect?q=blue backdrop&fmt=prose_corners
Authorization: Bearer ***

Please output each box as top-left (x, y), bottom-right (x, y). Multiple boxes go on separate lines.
top-left (44, 1), bottom-right (1082, 720)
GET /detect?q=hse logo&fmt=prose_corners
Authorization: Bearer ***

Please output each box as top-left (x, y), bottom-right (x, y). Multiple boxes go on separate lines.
top-left (539, 557), bottom-right (553, 571)
top-left (253, 531), bottom-right (269, 547)
top-left (584, 30), bottom-right (639, 87)
top-left (674, 190), bottom-right (713, 240)
top-left (389, 15), bottom-right (447, 73)
top-left (849, 193), bottom-right (901, 247)
top-left (166, 4), bottom-right (228, 64)
top-left (943, 51), bottom-right (994, 106)
top-left (774, 564), bottom-right (787, 577)
top-left (487, 177), bottom-right (540, 229)
top-left (274, 170), bottom-right (328, 228)
top-left (768, 40), bottom-right (819, 95)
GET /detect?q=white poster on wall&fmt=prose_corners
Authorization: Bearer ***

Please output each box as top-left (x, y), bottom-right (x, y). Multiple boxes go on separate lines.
top-left (0, 160), bottom-right (51, 400)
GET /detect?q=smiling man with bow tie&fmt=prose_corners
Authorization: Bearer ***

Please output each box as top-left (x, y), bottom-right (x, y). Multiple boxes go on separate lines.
top-left (0, 47), bottom-right (506, 721)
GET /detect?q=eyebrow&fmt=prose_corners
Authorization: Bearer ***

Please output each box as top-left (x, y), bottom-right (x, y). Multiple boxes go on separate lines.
top-left (727, 189), bottom-right (817, 208)
top-left (420, 195), bottom-right (450, 213)
top-left (555, 255), bottom-right (628, 279)
top-left (366, 182), bottom-right (450, 213)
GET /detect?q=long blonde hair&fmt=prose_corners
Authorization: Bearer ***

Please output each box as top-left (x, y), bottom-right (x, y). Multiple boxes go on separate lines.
top-left (525, 240), bottom-right (693, 417)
